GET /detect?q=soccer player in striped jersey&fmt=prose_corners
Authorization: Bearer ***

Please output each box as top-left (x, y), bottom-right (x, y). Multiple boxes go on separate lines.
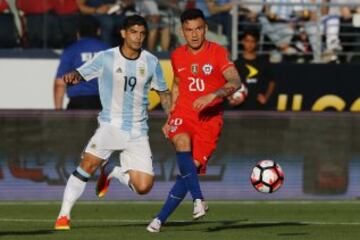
top-left (54, 15), bottom-right (171, 230)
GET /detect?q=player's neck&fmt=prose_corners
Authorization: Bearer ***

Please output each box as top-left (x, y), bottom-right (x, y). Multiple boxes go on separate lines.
top-left (120, 45), bottom-right (141, 60)
top-left (243, 51), bottom-right (257, 60)
top-left (187, 41), bottom-right (208, 55)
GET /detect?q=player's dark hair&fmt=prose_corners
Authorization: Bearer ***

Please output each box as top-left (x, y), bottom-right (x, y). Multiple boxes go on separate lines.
top-left (180, 8), bottom-right (206, 24)
top-left (243, 30), bottom-right (260, 42)
top-left (78, 15), bottom-right (100, 38)
top-left (121, 15), bottom-right (148, 32)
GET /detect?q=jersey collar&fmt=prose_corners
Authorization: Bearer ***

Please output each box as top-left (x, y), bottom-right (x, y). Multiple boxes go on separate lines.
top-left (119, 46), bottom-right (142, 61)
top-left (185, 40), bottom-right (210, 56)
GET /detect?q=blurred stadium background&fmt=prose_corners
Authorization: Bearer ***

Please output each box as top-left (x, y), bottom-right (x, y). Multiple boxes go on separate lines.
top-left (1, 0), bottom-right (360, 239)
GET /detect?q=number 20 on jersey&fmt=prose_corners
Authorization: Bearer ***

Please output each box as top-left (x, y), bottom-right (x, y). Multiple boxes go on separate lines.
top-left (188, 77), bottom-right (205, 92)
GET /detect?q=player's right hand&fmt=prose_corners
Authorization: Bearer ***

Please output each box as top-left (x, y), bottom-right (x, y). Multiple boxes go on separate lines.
top-left (193, 93), bottom-right (217, 112)
top-left (63, 71), bottom-right (82, 84)
top-left (162, 122), bottom-right (171, 138)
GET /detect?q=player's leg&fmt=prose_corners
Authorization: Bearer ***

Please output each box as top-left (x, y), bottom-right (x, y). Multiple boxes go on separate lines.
top-left (55, 153), bottom-right (104, 230)
top-left (147, 132), bottom-right (206, 232)
top-left (97, 135), bottom-right (155, 196)
top-left (172, 132), bottom-right (205, 205)
top-left (190, 117), bottom-right (223, 219)
top-left (147, 175), bottom-right (187, 232)
top-left (98, 164), bottom-right (154, 195)
top-left (56, 124), bottom-right (113, 230)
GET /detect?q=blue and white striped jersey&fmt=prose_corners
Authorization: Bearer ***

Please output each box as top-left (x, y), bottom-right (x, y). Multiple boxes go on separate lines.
top-left (77, 47), bottom-right (168, 136)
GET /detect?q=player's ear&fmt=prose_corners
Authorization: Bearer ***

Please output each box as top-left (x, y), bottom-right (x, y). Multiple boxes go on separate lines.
top-left (120, 29), bottom-right (126, 39)
top-left (179, 26), bottom-right (184, 39)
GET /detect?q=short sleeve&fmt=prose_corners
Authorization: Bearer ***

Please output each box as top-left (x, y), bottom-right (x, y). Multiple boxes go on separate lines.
top-left (77, 51), bottom-right (104, 81)
top-left (151, 60), bottom-right (168, 91)
top-left (56, 49), bottom-right (73, 78)
top-left (170, 52), bottom-right (179, 78)
top-left (217, 47), bottom-right (234, 73)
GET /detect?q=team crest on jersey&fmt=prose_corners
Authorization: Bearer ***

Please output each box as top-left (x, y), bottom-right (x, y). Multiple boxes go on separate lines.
top-left (169, 125), bottom-right (177, 133)
top-left (191, 64), bottom-right (199, 75)
top-left (139, 67), bottom-right (145, 77)
top-left (202, 64), bottom-right (213, 75)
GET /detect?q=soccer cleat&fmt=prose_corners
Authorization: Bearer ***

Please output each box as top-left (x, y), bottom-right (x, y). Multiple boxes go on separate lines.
top-left (54, 216), bottom-right (70, 230)
top-left (96, 161), bottom-right (111, 198)
top-left (146, 218), bottom-right (162, 233)
top-left (193, 199), bottom-right (209, 220)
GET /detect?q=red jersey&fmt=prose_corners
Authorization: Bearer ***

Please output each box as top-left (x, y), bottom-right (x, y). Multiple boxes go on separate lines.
top-left (171, 41), bottom-right (234, 116)
top-left (17, 0), bottom-right (54, 14)
top-left (0, 0), bottom-right (9, 13)
top-left (53, 0), bottom-right (78, 14)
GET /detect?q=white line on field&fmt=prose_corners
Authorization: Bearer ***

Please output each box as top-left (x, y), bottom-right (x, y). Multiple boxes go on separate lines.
top-left (0, 200), bottom-right (360, 205)
top-left (0, 218), bottom-right (360, 226)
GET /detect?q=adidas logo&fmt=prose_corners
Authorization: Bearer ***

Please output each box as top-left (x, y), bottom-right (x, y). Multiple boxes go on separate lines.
top-left (116, 67), bottom-right (122, 73)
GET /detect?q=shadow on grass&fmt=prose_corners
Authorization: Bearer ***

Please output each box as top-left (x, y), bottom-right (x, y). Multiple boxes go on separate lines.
top-left (207, 221), bottom-right (308, 232)
top-left (72, 219), bottom-right (249, 231)
top-left (0, 230), bottom-right (54, 237)
top-left (166, 219), bottom-right (248, 227)
top-left (278, 232), bottom-right (309, 236)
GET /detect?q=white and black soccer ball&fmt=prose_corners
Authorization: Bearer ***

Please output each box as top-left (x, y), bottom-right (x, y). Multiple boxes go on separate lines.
top-left (250, 160), bottom-right (284, 193)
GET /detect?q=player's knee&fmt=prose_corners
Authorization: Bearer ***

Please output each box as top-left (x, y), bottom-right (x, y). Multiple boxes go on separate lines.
top-left (173, 134), bottom-right (191, 151)
top-left (134, 182), bottom-right (153, 195)
top-left (79, 153), bottom-right (102, 175)
top-left (78, 162), bottom-right (97, 175)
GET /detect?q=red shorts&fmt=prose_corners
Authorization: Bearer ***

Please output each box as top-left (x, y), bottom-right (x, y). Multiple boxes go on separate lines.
top-left (167, 111), bottom-right (223, 175)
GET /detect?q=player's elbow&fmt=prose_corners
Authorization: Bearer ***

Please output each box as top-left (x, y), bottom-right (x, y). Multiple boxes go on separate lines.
top-left (55, 78), bottom-right (66, 88)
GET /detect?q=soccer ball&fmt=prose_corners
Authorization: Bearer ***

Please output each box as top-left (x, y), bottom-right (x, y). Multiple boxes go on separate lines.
top-left (231, 83), bottom-right (248, 100)
top-left (250, 160), bottom-right (284, 193)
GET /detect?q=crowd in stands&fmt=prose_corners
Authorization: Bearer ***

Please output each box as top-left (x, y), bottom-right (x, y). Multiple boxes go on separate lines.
top-left (0, 0), bottom-right (184, 50)
top-left (1, 0), bottom-right (360, 63)
top-left (239, 0), bottom-right (360, 63)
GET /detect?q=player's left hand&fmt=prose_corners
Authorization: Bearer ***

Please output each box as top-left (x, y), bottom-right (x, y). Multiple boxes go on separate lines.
top-left (193, 93), bottom-right (216, 112)
top-left (227, 83), bottom-right (248, 106)
top-left (227, 94), bottom-right (245, 106)
top-left (257, 94), bottom-right (267, 105)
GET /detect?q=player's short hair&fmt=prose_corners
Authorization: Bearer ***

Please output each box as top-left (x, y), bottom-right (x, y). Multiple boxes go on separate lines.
top-left (78, 15), bottom-right (100, 38)
top-left (180, 8), bottom-right (206, 24)
top-left (121, 15), bottom-right (148, 32)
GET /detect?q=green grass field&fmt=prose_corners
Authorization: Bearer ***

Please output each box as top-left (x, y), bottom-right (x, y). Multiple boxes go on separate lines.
top-left (1, 201), bottom-right (360, 240)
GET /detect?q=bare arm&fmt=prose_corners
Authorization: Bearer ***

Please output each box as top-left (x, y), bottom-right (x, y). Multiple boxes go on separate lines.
top-left (160, 77), bottom-right (179, 138)
top-left (157, 90), bottom-right (172, 115)
top-left (54, 78), bottom-right (66, 110)
top-left (170, 76), bottom-right (179, 111)
top-left (213, 66), bottom-right (242, 98)
top-left (193, 66), bottom-right (244, 111)
top-left (264, 81), bottom-right (275, 100)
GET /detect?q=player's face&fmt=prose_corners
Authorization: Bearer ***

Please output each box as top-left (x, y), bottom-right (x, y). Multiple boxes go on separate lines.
top-left (121, 24), bottom-right (147, 51)
top-left (181, 18), bottom-right (207, 50)
top-left (242, 35), bottom-right (257, 53)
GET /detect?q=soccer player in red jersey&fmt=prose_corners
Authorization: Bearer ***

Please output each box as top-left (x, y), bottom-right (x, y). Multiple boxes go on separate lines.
top-left (146, 8), bottom-right (247, 232)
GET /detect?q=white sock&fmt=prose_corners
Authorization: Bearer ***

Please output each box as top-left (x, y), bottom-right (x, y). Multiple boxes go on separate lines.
top-left (108, 166), bottom-right (134, 191)
top-left (58, 175), bottom-right (87, 219)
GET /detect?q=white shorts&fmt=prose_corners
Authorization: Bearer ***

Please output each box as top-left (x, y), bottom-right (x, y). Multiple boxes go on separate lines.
top-left (84, 123), bottom-right (154, 175)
